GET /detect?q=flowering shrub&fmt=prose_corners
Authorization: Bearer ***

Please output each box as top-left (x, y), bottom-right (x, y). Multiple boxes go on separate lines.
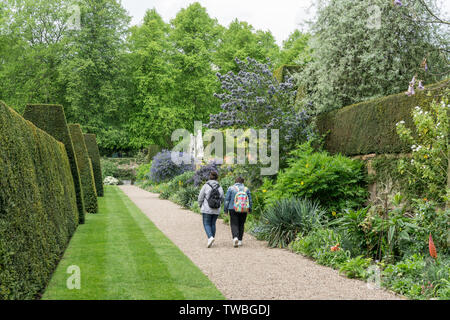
top-left (189, 161), bottom-right (220, 187)
top-left (207, 57), bottom-right (312, 162)
top-left (103, 176), bottom-right (119, 185)
top-left (150, 150), bottom-right (194, 183)
top-left (396, 99), bottom-right (449, 202)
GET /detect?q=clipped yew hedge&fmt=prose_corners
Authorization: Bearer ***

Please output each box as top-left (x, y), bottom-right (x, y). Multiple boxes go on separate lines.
top-left (316, 79), bottom-right (450, 156)
top-left (23, 104), bottom-right (86, 223)
top-left (84, 133), bottom-right (103, 197)
top-left (69, 124), bottom-right (98, 213)
top-left (0, 101), bottom-right (79, 300)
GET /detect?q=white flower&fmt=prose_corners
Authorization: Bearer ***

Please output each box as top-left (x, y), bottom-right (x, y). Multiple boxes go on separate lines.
top-left (103, 176), bottom-right (119, 185)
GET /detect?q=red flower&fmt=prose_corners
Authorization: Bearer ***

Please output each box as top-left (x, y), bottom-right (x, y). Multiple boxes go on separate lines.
top-left (331, 243), bottom-right (341, 252)
top-left (429, 233), bottom-right (437, 259)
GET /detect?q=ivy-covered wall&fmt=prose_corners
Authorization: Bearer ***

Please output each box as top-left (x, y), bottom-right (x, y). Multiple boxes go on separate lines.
top-left (0, 101), bottom-right (79, 300)
top-left (23, 104), bottom-right (86, 223)
top-left (316, 79), bottom-right (449, 156)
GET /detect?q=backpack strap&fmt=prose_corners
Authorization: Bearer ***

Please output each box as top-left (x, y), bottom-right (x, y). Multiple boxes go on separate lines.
top-left (207, 182), bottom-right (219, 190)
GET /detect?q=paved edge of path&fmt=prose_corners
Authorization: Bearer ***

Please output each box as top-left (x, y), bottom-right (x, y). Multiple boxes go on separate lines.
top-left (119, 185), bottom-right (404, 300)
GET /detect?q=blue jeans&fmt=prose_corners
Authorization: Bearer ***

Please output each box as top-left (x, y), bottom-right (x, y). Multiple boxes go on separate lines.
top-left (202, 213), bottom-right (218, 239)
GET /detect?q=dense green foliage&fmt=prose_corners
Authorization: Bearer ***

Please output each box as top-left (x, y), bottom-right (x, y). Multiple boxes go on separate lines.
top-left (0, 1), bottom-right (312, 152)
top-left (396, 98), bottom-right (449, 203)
top-left (214, 19), bottom-right (280, 73)
top-left (84, 134), bottom-right (104, 197)
top-left (316, 80), bottom-right (449, 156)
top-left (22, 104), bottom-right (86, 223)
top-left (297, 0), bottom-right (448, 113)
top-left (278, 30), bottom-right (311, 67)
top-left (382, 254), bottom-right (450, 299)
top-left (69, 124), bottom-right (98, 213)
top-left (264, 143), bottom-right (368, 213)
top-left (0, 0), bottom-right (133, 152)
top-left (0, 101), bottom-right (78, 300)
top-left (126, 5), bottom-right (289, 150)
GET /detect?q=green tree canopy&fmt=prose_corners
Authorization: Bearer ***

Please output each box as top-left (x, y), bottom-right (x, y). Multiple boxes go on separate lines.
top-left (297, 0), bottom-right (449, 113)
top-left (214, 19), bottom-right (280, 73)
top-left (59, 0), bottom-right (132, 151)
top-left (279, 29), bottom-right (311, 66)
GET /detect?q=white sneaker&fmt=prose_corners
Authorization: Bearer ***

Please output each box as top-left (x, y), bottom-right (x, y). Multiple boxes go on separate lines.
top-left (207, 237), bottom-right (215, 248)
top-left (233, 238), bottom-right (239, 247)
top-left (238, 241), bottom-right (242, 247)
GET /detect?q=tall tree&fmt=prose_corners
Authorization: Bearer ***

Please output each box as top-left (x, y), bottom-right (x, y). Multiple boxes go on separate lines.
top-left (298, 0), bottom-right (448, 113)
top-left (279, 29), bottom-right (311, 67)
top-left (214, 19), bottom-right (280, 73)
top-left (169, 2), bottom-right (222, 136)
top-left (58, 0), bottom-right (131, 151)
top-left (126, 9), bottom-right (180, 148)
top-left (0, 0), bottom-right (71, 110)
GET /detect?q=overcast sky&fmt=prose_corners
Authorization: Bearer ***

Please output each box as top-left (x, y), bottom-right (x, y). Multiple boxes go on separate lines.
top-left (120, 0), bottom-right (450, 46)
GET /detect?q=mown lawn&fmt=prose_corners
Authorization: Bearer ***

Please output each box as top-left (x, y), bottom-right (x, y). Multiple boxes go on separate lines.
top-left (42, 186), bottom-right (224, 300)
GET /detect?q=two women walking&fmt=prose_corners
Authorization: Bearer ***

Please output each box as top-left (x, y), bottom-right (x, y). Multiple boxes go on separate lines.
top-left (198, 173), bottom-right (252, 248)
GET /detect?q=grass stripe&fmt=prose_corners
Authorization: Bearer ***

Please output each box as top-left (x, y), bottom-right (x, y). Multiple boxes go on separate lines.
top-left (42, 186), bottom-right (224, 300)
top-left (119, 188), bottom-right (224, 300)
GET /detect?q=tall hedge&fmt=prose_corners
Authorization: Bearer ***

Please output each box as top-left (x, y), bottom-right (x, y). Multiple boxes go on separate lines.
top-left (0, 101), bottom-right (79, 300)
top-left (316, 79), bottom-right (450, 156)
top-left (69, 124), bottom-right (98, 213)
top-left (23, 104), bottom-right (86, 224)
top-left (83, 134), bottom-right (103, 197)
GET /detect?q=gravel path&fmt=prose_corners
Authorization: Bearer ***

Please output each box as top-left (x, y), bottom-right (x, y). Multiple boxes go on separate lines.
top-left (119, 185), bottom-right (403, 300)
